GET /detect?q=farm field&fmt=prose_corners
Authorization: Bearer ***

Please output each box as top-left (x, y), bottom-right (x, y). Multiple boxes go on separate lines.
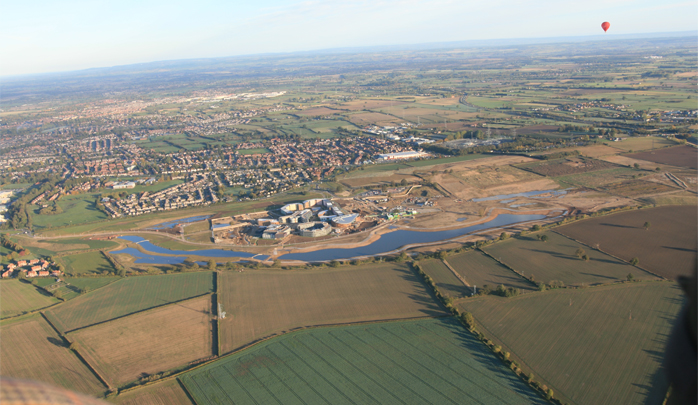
top-left (459, 282), bottom-right (683, 405)
top-left (15, 236), bottom-right (120, 256)
top-left (627, 145), bottom-right (698, 169)
top-left (180, 318), bottom-right (545, 405)
top-left (522, 157), bottom-right (619, 177)
top-left (417, 259), bottom-right (467, 299)
top-left (610, 136), bottom-right (678, 152)
top-left (45, 272), bottom-right (213, 332)
top-left (554, 167), bottom-right (640, 188)
top-left (0, 280), bottom-right (58, 318)
top-left (557, 206), bottom-right (697, 280)
top-left (0, 315), bottom-right (105, 396)
top-left (483, 232), bottom-right (656, 287)
top-left (218, 264), bottom-right (445, 354)
top-left (58, 251), bottom-right (116, 275)
top-left (445, 250), bottom-right (536, 293)
top-left (599, 179), bottom-right (678, 197)
top-left (71, 296), bottom-right (213, 387)
top-left (112, 379), bottom-right (193, 405)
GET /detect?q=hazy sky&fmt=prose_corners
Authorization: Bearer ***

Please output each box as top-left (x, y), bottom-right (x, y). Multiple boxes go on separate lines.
top-left (1, 0), bottom-right (696, 76)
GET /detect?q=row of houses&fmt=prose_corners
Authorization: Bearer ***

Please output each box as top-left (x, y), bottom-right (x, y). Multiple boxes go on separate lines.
top-left (2, 259), bottom-right (60, 278)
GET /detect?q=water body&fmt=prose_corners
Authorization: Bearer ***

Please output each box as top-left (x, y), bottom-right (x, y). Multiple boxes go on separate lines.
top-left (146, 215), bottom-right (212, 230)
top-left (472, 188), bottom-right (570, 202)
top-left (278, 213), bottom-right (546, 262)
top-left (117, 236), bottom-right (265, 260)
top-left (456, 217), bottom-right (468, 222)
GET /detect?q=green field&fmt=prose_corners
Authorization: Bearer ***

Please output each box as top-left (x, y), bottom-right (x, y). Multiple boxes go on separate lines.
top-left (51, 238), bottom-right (120, 250)
top-left (218, 264), bottom-right (445, 354)
top-left (180, 318), bottom-right (545, 404)
top-left (58, 251), bottom-right (116, 275)
top-left (47, 277), bottom-right (120, 300)
top-left (459, 282), bottom-right (682, 405)
top-left (237, 148), bottom-right (271, 155)
top-left (0, 280), bottom-right (59, 318)
top-left (554, 167), bottom-right (637, 188)
top-left (482, 232), bottom-right (656, 287)
top-left (45, 272), bottom-right (213, 332)
top-left (31, 193), bottom-right (107, 230)
top-left (417, 259), bottom-right (467, 299)
top-left (407, 154), bottom-right (488, 167)
top-left (445, 251), bottom-right (536, 293)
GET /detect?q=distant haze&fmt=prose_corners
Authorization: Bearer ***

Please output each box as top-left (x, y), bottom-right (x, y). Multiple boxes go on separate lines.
top-left (1, 0), bottom-right (697, 76)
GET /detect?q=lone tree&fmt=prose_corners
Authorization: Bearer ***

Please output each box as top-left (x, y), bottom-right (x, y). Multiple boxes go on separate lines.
top-left (531, 224), bottom-right (541, 231)
top-left (627, 273), bottom-right (635, 282)
top-left (499, 232), bottom-right (509, 241)
top-left (643, 221), bottom-right (651, 231)
top-left (630, 257), bottom-right (639, 266)
top-left (540, 234), bottom-right (549, 243)
top-left (575, 248), bottom-right (586, 259)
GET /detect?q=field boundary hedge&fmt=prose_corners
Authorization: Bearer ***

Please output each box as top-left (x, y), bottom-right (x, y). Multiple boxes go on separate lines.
top-left (60, 292), bottom-right (213, 334)
top-left (39, 312), bottom-right (112, 393)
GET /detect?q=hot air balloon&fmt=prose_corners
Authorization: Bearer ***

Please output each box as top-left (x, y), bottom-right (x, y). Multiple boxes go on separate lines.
top-left (601, 22), bottom-right (610, 32)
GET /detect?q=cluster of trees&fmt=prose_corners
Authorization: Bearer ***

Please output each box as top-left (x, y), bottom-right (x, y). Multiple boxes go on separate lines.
top-left (38, 202), bottom-right (63, 215)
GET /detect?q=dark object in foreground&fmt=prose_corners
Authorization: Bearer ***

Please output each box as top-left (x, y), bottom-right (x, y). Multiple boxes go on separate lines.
top-left (664, 270), bottom-right (697, 405)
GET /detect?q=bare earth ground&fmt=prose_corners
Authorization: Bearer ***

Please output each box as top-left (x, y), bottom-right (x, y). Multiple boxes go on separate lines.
top-left (112, 379), bottom-right (192, 405)
top-left (218, 264), bottom-right (445, 354)
top-left (70, 296), bottom-right (213, 386)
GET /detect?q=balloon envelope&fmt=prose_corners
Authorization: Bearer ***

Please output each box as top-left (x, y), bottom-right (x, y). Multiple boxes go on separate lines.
top-left (601, 22), bottom-right (610, 32)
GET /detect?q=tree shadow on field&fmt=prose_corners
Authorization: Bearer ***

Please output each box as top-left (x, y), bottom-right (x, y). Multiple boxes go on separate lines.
top-left (634, 366), bottom-right (670, 405)
top-left (579, 272), bottom-right (617, 281)
top-left (599, 222), bottom-right (636, 229)
top-left (47, 337), bottom-right (67, 348)
top-left (661, 245), bottom-right (696, 253)
top-left (444, 319), bottom-right (546, 403)
top-left (158, 298), bottom-right (208, 315)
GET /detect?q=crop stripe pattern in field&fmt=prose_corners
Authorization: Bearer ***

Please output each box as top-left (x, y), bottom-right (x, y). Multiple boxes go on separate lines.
top-left (180, 318), bottom-right (544, 404)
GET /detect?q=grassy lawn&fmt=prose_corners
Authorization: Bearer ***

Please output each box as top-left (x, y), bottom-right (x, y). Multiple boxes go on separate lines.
top-left (0, 280), bottom-right (59, 318)
top-left (237, 148), bottom-right (271, 155)
top-left (31, 193), bottom-right (107, 230)
top-left (58, 251), bottom-right (116, 276)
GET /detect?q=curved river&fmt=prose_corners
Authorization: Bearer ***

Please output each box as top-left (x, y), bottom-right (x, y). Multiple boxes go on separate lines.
top-left (112, 213), bottom-right (546, 263)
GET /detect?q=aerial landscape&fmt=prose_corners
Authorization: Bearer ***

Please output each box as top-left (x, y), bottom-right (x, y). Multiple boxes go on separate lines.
top-left (0, 1), bottom-right (696, 404)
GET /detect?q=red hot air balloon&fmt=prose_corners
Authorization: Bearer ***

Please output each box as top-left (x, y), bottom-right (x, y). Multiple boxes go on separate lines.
top-left (601, 22), bottom-right (610, 32)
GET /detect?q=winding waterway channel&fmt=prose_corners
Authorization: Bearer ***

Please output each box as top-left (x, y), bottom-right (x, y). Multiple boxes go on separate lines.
top-left (112, 213), bottom-right (546, 263)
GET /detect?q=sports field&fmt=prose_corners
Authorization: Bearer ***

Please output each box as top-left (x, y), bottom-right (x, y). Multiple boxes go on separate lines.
top-left (483, 232), bottom-right (656, 287)
top-left (71, 296), bottom-right (213, 386)
top-left (445, 251), bottom-right (536, 293)
top-left (181, 318), bottom-right (545, 404)
top-left (58, 251), bottom-right (116, 275)
top-left (113, 379), bottom-right (193, 405)
top-left (0, 280), bottom-right (59, 318)
top-left (417, 259), bottom-right (467, 299)
top-left (557, 206), bottom-right (697, 280)
top-left (459, 282), bottom-right (683, 405)
top-left (218, 264), bottom-right (445, 354)
top-left (0, 315), bottom-right (105, 396)
top-left (31, 193), bottom-right (108, 230)
top-left (45, 272), bottom-right (213, 332)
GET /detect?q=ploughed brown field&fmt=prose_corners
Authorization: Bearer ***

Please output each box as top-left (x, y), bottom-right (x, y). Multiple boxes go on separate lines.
top-left (218, 263), bottom-right (445, 354)
top-left (0, 315), bottom-right (105, 396)
top-left (627, 145), bottom-right (698, 170)
top-left (557, 206), bottom-right (697, 280)
top-left (70, 295), bottom-right (213, 386)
